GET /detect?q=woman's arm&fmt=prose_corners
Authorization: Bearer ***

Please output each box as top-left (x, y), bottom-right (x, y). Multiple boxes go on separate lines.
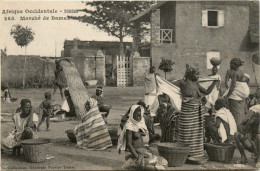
top-left (126, 130), bottom-right (139, 159)
top-left (198, 80), bottom-right (218, 95)
top-left (226, 72), bottom-right (237, 98)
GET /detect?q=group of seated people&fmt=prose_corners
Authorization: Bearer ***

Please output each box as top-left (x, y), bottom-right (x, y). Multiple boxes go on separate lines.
top-left (117, 89), bottom-right (260, 169)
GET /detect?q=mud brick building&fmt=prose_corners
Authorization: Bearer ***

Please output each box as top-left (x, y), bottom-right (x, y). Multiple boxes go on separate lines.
top-left (131, 1), bottom-right (259, 86)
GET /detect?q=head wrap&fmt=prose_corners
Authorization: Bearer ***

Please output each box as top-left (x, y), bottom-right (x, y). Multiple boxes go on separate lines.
top-left (96, 86), bottom-right (103, 92)
top-left (230, 58), bottom-right (244, 69)
top-left (117, 105), bottom-right (148, 153)
top-left (244, 73), bottom-right (250, 79)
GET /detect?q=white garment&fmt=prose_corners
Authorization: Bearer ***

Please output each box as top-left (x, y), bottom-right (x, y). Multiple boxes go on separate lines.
top-left (144, 90), bottom-right (159, 117)
top-left (205, 75), bottom-right (221, 108)
top-left (13, 112), bottom-right (38, 132)
top-left (215, 108), bottom-right (237, 143)
top-left (61, 99), bottom-right (70, 112)
top-left (249, 104), bottom-right (260, 113)
top-left (155, 75), bottom-right (182, 112)
top-left (117, 105), bottom-right (149, 153)
top-left (222, 82), bottom-right (250, 100)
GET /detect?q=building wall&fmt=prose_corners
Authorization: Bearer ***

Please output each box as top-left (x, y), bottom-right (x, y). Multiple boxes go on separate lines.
top-left (70, 49), bottom-right (106, 86)
top-left (1, 55), bottom-right (55, 87)
top-left (150, 1), bottom-right (259, 86)
top-left (133, 54), bottom-right (150, 86)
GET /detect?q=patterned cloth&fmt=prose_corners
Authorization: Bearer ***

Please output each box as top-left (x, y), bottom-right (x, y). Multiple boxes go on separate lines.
top-left (178, 100), bottom-right (204, 158)
top-left (160, 105), bottom-right (178, 142)
top-left (74, 98), bottom-right (112, 150)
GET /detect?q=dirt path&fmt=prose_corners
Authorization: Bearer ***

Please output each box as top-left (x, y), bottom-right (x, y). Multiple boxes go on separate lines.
top-left (1, 87), bottom-right (258, 170)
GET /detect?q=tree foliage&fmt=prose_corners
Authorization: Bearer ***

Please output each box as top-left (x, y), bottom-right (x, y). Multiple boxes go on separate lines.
top-left (70, 2), bottom-right (154, 38)
top-left (158, 58), bottom-right (175, 79)
top-left (10, 25), bottom-right (34, 48)
top-left (69, 1), bottom-right (155, 55)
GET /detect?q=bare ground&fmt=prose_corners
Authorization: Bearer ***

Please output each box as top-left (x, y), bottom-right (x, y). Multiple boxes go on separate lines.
top-left (1, 87), bottom-right (258, 170)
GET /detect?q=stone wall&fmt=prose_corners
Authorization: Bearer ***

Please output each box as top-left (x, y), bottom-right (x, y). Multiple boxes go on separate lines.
top-left (150, 1), bottom-right (259, 86)
top-left (1, 55), bottom-right (55, 88)
top-left (70, 49), bottom-right (106, 86)
top-left (132, 52), bottom-right (150, 86)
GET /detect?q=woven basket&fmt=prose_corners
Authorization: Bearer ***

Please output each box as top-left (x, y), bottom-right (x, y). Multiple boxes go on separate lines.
top-left (21, 138), bottom-right (50, 163)
top-left (157, 142), bottom-right (190, 167)
top-left (65, 129), bottom-right (77, 143)
top-left (205, 143), bottom-right (235, 163)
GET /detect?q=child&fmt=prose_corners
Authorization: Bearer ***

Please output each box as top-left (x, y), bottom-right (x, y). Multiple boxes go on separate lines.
top-left (209, 99), bottom-right (237, 143)
top-left (37, 92), bottom-right (53, 131)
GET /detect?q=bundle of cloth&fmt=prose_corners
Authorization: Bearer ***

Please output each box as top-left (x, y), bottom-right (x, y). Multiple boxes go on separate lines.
top-left (155, 75), bottom-right (219, 111)
top-left (222, 73), bottom-right (250, 100)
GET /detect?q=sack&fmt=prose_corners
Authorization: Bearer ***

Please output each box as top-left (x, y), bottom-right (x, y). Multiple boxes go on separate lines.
top-left (61, 99), bottom-right (70, 112)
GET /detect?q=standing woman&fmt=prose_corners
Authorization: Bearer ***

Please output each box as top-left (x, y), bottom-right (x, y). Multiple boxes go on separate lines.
top-left (179, 66), bottom-right (218, 162)
top-left (225, 58), bottom-right (245, 126)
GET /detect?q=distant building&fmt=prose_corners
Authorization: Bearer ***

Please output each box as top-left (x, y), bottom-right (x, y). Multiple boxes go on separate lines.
top-left (131, 1), bottom-right (259, 86)
top-left (63, 39), bottom-right (132, 86)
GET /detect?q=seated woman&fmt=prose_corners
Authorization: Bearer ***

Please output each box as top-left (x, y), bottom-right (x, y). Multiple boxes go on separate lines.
top-left (159, 102), bottom-right (178, 143)
top-left (74, 98), bottom-right (112, 150)
top-left (234, 104), bottom-right (260, 167)
top-left (2, 99), bottom-right (38, 156)
top-left (207, 99), bottom-right (237, 143)
top-left (117, 105), bottom-right (168, 170)
top-left (120, 101), bottom-right (160, 145)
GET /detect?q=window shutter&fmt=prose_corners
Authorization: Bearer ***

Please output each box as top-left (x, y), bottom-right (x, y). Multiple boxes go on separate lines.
top-left (218, 10), bottom-right (224, 27)
top-left (202, 10), bottom-right (208, 27)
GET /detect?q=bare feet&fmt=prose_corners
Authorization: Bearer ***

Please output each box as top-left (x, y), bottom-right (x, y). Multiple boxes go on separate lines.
top-left (235, 157), bottom-right (248, 164)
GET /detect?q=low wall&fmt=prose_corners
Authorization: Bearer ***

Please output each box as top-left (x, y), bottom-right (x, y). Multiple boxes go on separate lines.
top-left (70, 49), bottom-right (106, 86)
top-left (1, 55), bottom-right (55, 88)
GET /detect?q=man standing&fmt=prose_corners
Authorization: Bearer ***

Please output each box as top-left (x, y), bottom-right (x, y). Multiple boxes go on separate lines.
top-left (91, 86), bottom-right (112, 123)
top-left (144, 66), bottom-right (158, 122)
top-left (53, 60), bottom-right (67, 100)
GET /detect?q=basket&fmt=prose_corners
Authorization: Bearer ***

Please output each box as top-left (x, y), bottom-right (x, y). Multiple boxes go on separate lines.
top-left (204, 143), bottom-right (235, 163)
top-left (21, 138), bottom-right (50, 163)
top-left (157, 142), bottom-right (190, 167)
top-left (210, 58), bottom-right (222, 67)
top-left (65, 129), bottom-right (77, 143)
top-left (108, 128), bottom-right (118, 146)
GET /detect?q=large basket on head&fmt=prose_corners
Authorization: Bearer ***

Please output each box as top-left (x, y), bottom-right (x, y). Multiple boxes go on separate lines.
top-left (21, 138), bottom-right (50, 163)
top-left (157, 142), bottom-right (190, 167)
top-left (205, 143), bottom-right (235, 163)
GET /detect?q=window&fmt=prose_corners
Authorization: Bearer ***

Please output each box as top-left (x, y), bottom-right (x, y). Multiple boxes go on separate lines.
top-left (202, 10), bottom-right (224, 28)
top-left (207, 51), bottom-right (220, 69)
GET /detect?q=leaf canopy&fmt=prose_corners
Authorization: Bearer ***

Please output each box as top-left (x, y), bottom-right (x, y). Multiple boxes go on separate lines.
top-left (10, 25), bottom-right (34, 48)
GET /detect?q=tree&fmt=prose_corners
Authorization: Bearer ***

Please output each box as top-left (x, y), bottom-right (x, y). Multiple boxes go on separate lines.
top-left (69, 1), bottom-right (155, 56)
top-left (158, 58), bottom-right (175, 79)
top-left (10, 25), bottom-right (34, 88)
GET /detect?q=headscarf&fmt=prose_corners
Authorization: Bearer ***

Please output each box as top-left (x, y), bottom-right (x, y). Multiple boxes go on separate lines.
top-left (230, 58), bottom-right (244, 69)
top-left (244, 73), bottom-right (250, 79)
top-left (125, 105), bottom-right (147, 133)
top-left (117, 105), bottom-right (148, 153)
